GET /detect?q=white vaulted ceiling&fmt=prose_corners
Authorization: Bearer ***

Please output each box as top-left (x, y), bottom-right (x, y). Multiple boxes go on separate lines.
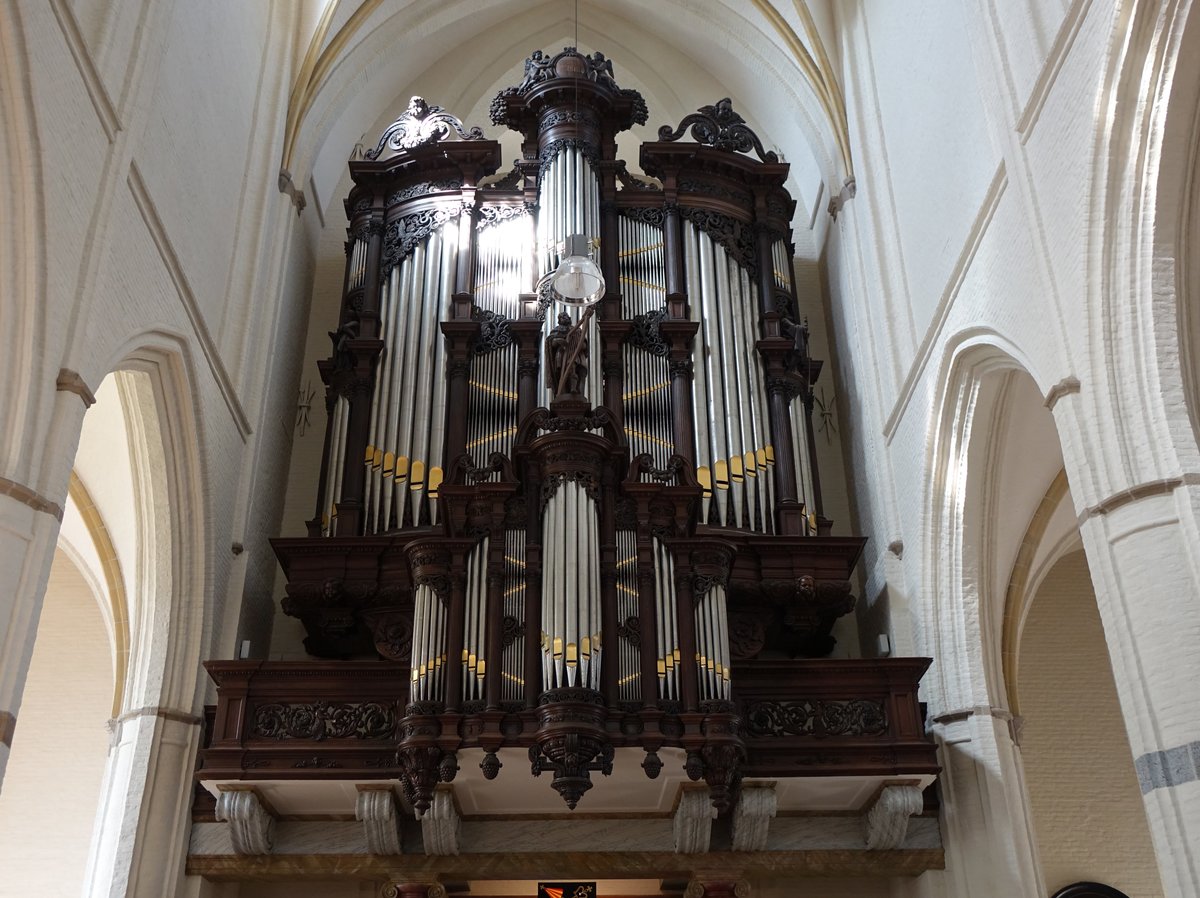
top-left (282, 0), bottom-right (849, 252)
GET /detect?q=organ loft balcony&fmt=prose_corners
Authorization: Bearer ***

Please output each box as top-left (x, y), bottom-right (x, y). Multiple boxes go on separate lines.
top-left (192, 48), bottom-right (940, 879)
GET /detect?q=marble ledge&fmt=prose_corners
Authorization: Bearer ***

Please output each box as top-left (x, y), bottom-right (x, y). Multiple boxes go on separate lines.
top-left (186, 848), bottom-right (946, 882)
top-left (191, 815), bottom-right (939, 859)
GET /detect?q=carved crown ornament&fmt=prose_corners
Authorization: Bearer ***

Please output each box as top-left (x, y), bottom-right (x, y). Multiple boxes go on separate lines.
top-left (659, 97), bottom-right (779, 163)
top-left (365, 96), bottom-right (484, 160)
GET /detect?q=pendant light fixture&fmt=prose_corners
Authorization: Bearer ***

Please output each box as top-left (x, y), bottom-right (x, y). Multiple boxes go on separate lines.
top-left (543, 0), bottom-right (605, 309)
top-left (549, 234), bottom-right (604, 306)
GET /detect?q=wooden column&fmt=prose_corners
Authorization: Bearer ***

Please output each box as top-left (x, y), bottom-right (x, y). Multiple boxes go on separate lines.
top-left (673, 563), bottom-right (700, 713)
top-left (483, 534), bottom-right (505, 710)
top-left (443, 560), bottom-right (467, 713)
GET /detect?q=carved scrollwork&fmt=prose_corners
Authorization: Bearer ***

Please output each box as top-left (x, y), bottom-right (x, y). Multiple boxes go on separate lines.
top-left (741, 699), bottom-right (888, 738)
top-left (619, 206), bottom-right (666, 227)
top-left (629, 452), bottom-right (683, 484)
top-left (387, 179), bottom-right (463, 206)
top-left (658, 98), bottom-right (778, 163)
top-left (539, 137), bottom-right (601, 176)
top-left (539, 107), bottom-right (601, 132)
top-left (352, 219), bottom-right (385, 242)
top-left (476, 202), bottom-right (528, 228)
top-left (540, 470), bottom-right (601, 508)
top-left (728, 612), bottom-right (766, 660)
top-left (414, 572), bottom-right (451, 600)
top-left (679, 207), bottom-right (757, 275)
top-left (617, 615), bottom-right (641, 648)
top-left (501, 615), bottom-right (525, 648)
top-left (251, 702), bottom-right (397, 741)
top-left (361, 608), bottom-right (414, 662)
top-left (615, 164), bottom-right (662, 192)
top-left (471, 305), bottom-right (514, 355)
top-left (630, 306), bottom-right (668, 356)
top-left (489, 166), bottom-right (523, 190)
top-left (678, 178), bottom-right (753, 206)
top-left (766, 375), bottom-right (805, 401)
top-left (668, 358), bottom-right (694, 379)
top-left (532, 406), bottom-right (612, 434)
top-left (692, 573), bottom-right (721, 599)
top-left (366, 96), bottom-right (484, 159)
top-left (382, 206), bottom-right (463, 275)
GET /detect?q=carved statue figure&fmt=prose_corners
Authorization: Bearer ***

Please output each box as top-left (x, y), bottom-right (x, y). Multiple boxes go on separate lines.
top-left (328, 317), bottom-right (360, 371)
top-left (781, 315), bottom-right (811, 374)
top-left (406, 96), bottom-right (429, 120)
top-left (545, 311), bottom-right (589, 397)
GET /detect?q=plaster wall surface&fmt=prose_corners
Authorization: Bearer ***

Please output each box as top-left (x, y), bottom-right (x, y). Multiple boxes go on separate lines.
top-left (1020, 550), bottom-right (1163, 897)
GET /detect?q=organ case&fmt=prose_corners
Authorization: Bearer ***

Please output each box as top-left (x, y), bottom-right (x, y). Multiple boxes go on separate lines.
top-left (274, 48), bottom-right (883, 812)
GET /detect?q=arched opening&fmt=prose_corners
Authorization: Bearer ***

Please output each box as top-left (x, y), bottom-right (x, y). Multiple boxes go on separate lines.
top-left (925, 344), bottom-right (1167, 896)
top-left (1017, 549), bottom-right (1163, 897)
top-left (0, 547), bottom-right (115, 897)
top-left (0, 375), bottom-right (133, 896)
top-left (0, 353), bottom-right (208, 897)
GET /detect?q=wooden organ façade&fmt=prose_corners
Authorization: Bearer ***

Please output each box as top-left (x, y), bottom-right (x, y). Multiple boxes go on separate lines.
top-left (229, 49), bottom-right (937, 818)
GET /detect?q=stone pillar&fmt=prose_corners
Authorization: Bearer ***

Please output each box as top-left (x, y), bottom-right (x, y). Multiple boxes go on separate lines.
top-left (1045, 379), bottom-right (1200, 896)
top-left (0, 389), bottom-right (87, 788)
top-left (1073, 485), bottom-right (1200, 895)
top-left (922, 709), bottom-right (1044, 897)
top-left (83, 709), bottom-right (203, 898)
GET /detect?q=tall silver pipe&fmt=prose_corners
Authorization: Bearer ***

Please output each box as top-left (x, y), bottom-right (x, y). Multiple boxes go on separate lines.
top-left (325, 396), bottom-right (348, 534)
top-left (503, 529), bottom-right (526, 703)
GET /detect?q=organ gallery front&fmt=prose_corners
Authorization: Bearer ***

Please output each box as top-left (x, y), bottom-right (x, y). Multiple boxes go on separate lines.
top-left (194, 49), bottom-right (942, 882)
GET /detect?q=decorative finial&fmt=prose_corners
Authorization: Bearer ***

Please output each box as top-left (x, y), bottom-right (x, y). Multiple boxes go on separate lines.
top-left (365, 96), bottom-right (484, 159)
top-left (658, 98), bottom-right (778, 162)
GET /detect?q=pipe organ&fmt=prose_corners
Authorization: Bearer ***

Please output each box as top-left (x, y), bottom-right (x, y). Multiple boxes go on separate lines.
top-left (279, 49), bottom-right (875, 814)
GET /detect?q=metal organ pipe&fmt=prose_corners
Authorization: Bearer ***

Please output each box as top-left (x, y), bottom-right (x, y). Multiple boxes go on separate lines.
top-left (772, 237), bottom-right (816, 529)
top-left (619, 215), bottom-right (673, 468)
top-left (693, 583), bottom-right (731, 702)
top-left (684, 220), bottom-right (775, 533)
top-left (462, 537), bottom-right (489, 704)
top-left (652, 537), bottom-right (678, 702)
top-left (324, 397), bottom-right (349, 535)
top-left (410, 583), bottom-right (448, 703)
top-left (533, 144), bottom-right (607, 695)
top-left (359, 217), bottom-right (459, 535)
top-left (615, 530), bottom-right (639, 703)
top-left (467, 212), bottom-right (528, 471)
top-left (539, 480), bottom-right (602, 691)
top-left (538, 148), bottom-right (602, 409)
top-left (502, 530), bottom-right (526, 703)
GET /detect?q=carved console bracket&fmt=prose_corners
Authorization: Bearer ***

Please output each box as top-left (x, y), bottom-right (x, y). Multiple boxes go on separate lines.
top-left (673, 786), bottom-right (717, 854)
top-left (731, 781), bottom-right (777, 851)
top-left (215, 788), bottom-right (275, 856)
top-left (827, 177), bottom-right (856, 220)
top-left (864, 783), bottom-right (924, 849)
top-left (356, 786), bottom-right (402, 855)
top-left (420, 785), bottom-right (461, 856)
